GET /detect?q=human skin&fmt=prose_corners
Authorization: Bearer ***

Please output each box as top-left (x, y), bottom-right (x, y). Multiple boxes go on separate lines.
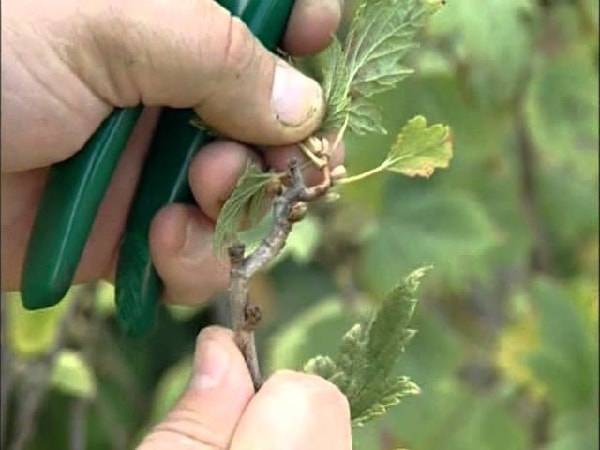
top-left (1, 0), bottom-right (351, 448)
top-left (1, 0), bottom-right (345, 301)
top-left (139, 327), bottom-right (352, 450)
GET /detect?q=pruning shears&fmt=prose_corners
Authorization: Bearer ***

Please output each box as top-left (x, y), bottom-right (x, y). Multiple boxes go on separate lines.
top-left (20, 0), bottom-right (295, 336)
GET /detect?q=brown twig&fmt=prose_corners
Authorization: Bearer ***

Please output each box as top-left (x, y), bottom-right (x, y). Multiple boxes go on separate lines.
top-left (228, 157), bottom-right (333, 390)
top-left (69, 398), bottom-right (89, 450)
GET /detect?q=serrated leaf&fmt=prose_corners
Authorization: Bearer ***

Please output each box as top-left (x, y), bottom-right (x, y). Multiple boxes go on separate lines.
top-left (304, 268), bottom-right (429, 427)
top-left (349, 268), bottom-right (428, 420)
top-left (352, 376), bottom-right (421, 427)
top-left (345, 0), bottom-right (434, 98)
top-left (304, 355), bottom-right (339, 379)
top-left (317, 38), bottom-right (353, 133)
top-left (50, 351), bottom-right (97, 399)
top-left (348, 97), bottom-right (387, 135)
top-left (213, 163), bottom-right (276, 255)
top-left (313, 0), bottom-right (442, 135)
top-left (384, 115), bottom-right (453, 177)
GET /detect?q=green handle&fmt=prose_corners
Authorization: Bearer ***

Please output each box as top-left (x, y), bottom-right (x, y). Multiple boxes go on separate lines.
top-left (115, 0), bottom-right (295, 336)
top-left (115, 109), bottom-right (209, 335)
top-left (21, 107), bottom-right (143, 309)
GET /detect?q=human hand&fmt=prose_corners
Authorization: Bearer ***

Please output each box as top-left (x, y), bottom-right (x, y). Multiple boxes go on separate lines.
top-left (1, 0), bottom-right (345, 299)
top-left (139, 326), bottom-right (352, 450)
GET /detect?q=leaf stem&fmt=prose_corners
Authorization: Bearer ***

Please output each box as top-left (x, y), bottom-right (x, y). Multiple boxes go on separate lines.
top-left (336, 164), bottom-right (385, 185)
top-left (333, 116), bottom-right (350, 154)
top-left (299, 141), bottom-right (327, 168)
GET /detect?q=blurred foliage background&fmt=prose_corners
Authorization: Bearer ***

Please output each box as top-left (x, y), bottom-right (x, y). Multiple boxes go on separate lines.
top-left (1, 0), bottom-right (598, 449)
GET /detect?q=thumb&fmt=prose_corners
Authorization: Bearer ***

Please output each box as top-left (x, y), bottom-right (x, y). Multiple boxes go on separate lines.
top-left (138, 326), bottom-right (254, 450)
top-left (70, 0), bottom-right (324, 145)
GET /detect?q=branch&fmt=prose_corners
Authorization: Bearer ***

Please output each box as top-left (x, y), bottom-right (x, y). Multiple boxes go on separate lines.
top-left (69, 398), bottom-right (89, 450)
top-left (228, 157), bottom-right (332, 390)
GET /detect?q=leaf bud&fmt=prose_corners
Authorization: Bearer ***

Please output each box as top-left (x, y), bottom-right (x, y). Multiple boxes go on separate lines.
top-left (289, 202), bottom-right (308, 222)
top-left (324, 192), bottom-right (341, 203)
top-left (331, 165), bottom-right (348, 180)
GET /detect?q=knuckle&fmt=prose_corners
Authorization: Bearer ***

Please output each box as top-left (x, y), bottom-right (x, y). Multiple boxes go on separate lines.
top-left (194, 326), bottom-right (227, 349)
top-left (219, 16), bottom-right (256, 77)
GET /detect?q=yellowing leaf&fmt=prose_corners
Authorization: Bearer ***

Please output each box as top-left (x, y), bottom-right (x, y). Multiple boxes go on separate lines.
top-left (50, 350), bottom-right (97, 399)
top-left (213, 163), bottom-right (276, 255)
top-left (384, 115), bottom-right (453, 178)
top-left (7, 292), bottom-right (69, 357)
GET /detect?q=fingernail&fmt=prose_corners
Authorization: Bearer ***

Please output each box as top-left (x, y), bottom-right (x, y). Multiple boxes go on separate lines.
top-left (178, 213), bottom-right (210, 258)
top-left (192, 338), bottom-right (230, 390)
top-left (272, 62), bottom-right (323, 127)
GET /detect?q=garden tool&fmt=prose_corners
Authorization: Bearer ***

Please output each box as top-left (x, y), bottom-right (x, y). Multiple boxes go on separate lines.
top-left (21, 0), bottom-right (295, 336)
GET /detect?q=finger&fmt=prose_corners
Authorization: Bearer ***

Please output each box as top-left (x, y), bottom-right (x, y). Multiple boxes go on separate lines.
top-left (139, 326), bottom-right (254, 450)
top-left (149, 204), bottom-right (229, 305)
top-left (282, 0), bottom-right (343, 56)
top-left (65, 0), bottom-right (324, 147)
top-left (188, 141), bottom-right (261, 222)
top-left (231, 370), bottom-right (352, 450)
top-left (263, 133), bottom-right (346, 186)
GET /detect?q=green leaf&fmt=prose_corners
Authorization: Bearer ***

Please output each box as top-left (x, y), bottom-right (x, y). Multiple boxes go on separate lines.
top-left (524, 278), bottom-right (598, 412)
top-left (524, 47), bottom-right (599, 178)
top-left (384, 115), bottom-right (453, 177)
top-left (345, 0), bottom-right (434, 98)
top-left (50, 351), bottom-right (97, 399)
top-left (317, 38), bottom-right (353, 133)
top-left (313, 0), bottom-right (443, 135)
top-left (304, 355), bottom-right (339, 380)
top-left (213, 163), bottom-right (276, 255)
top-left (429, 0), bottom-right (534, 106)
top-left (355, 383), bottom-right (531, 450)
top-left (361, 186), bottom-right (498, 295)
top-left (546, 410), bottom-right (599, 450)
top-left (352, 375), bottom-right (420, 427)
top-left (306, 268), bottom-right (429, 427)
top-left (348, 97), bottom-right (387, 136)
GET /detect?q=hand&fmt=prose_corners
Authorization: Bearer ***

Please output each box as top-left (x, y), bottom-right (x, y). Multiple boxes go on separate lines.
top-left (139, 327), bottom-right (352, 450)
top-left (1, 0), bottom-right (345, 300)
